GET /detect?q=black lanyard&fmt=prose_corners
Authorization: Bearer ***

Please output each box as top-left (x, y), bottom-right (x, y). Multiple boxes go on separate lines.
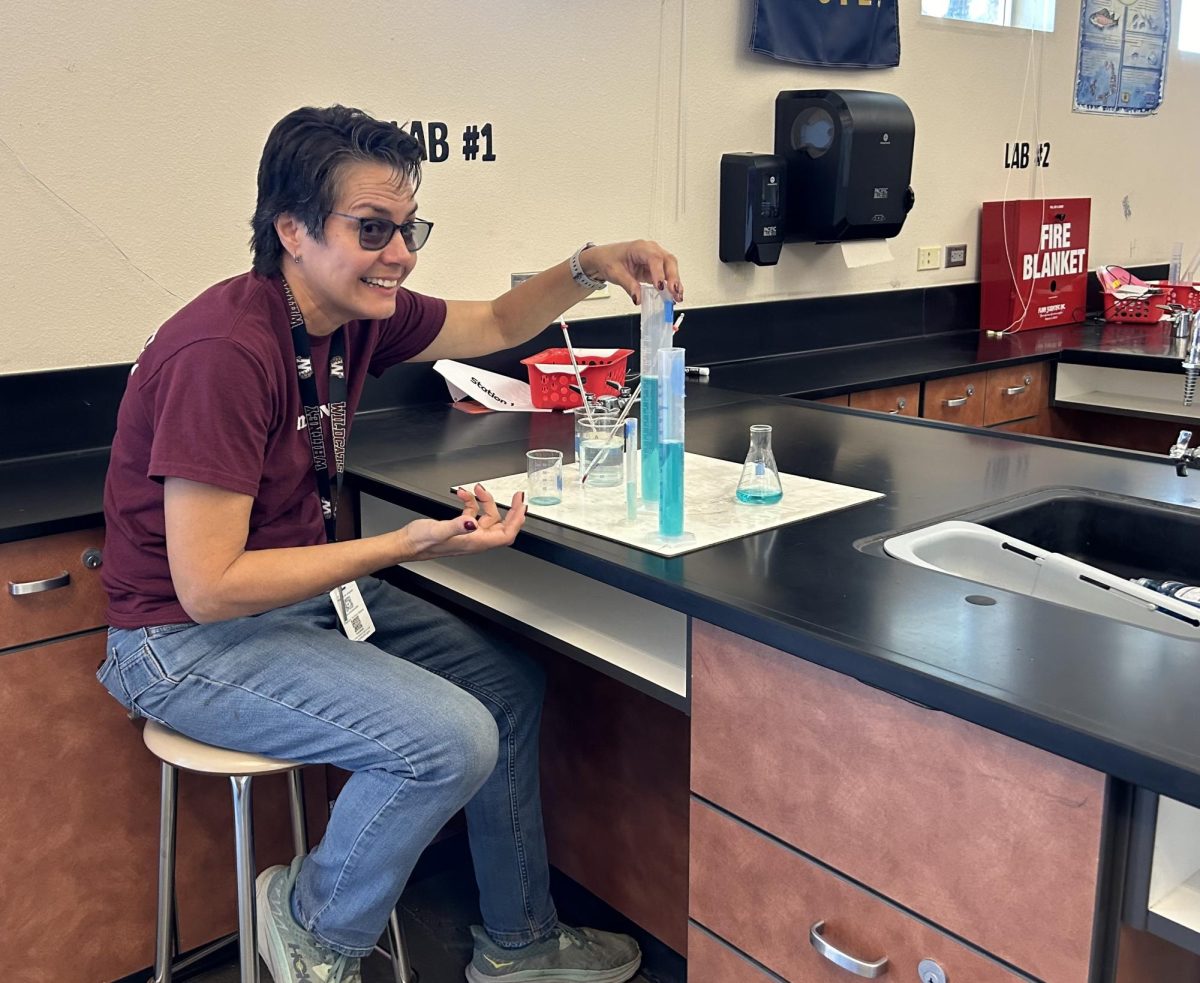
top-left (281, 278), bottom-right (347, 545)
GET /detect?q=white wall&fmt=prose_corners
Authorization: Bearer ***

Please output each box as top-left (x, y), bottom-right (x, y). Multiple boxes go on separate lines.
top-left (2, 0), bottom-right (1197, 373)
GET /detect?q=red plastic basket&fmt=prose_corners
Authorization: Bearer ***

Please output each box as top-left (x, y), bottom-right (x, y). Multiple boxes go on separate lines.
top-left (1097, 266), bottom-right (1199, 323)
top-left (520, 348), bottom-right (633, 409)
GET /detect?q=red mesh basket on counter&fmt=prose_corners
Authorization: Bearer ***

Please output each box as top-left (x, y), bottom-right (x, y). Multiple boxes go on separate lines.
top-left (1096, 265), bottom-right (1186, 323)
top-left (520, 348), bottom-right (633, 409)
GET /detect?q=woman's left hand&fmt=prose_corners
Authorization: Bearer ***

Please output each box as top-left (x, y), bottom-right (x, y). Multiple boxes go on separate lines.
top-left (580, 240), bottom-right (683, 306)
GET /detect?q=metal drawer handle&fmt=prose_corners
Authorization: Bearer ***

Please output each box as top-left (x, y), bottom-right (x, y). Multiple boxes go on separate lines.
top-left (9, 571), bottom-right (71, 596)
top-left (887, 397), bottom-right (908, 414)
top-left (1004, 375), bottom-right (1033, 396)
top-left (942, 384), bottom-right (975, 408)
top-left (810, 921), bottom-right (889, 977)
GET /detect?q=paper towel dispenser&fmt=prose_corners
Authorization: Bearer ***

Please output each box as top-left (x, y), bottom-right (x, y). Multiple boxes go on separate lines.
top-left (774, 89), bottom-right (915, 243)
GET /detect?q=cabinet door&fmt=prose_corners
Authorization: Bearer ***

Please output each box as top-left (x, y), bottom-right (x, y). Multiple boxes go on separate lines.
top-left (687, 924), bottom-right (777, 982)
top-left (1, 632), bottom-right (159, 982)
top-left (690, 799), bottom-right (1027, 983)
top-left (690, 621), bottom-right (1105, 983)
top-left (922, 371), bottom-right (987, 426)
top-left (0, 528), bottom-right (107, 649)
top-left (984, 362), bottom-right (1049, 426)
top-left (0, 631), bottom-right (324, 982)
top-left (848, 383), bottom-right (919, 417)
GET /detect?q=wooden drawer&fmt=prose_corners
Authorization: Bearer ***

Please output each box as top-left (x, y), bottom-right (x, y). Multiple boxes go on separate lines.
top-left (921, 370), bottom-right (986, 426)
top-left (687, 923), bottom-right (777, 982)
top-left (0, 528), bottom-right (107, 649)
top-left (813, 394), bottom-right (849, 406)
top-left (690, 621), bottom-right (1105, 983)
top-left (984, 361), bottom-right (1048, 426)
top-left (690, 799), bottom-right (1027, 983)
top-left (848, 382), bottom-right (919, 417)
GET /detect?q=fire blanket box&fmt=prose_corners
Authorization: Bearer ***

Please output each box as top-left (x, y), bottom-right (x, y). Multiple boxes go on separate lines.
top-left (979, 197), bottom-right (1091, 331)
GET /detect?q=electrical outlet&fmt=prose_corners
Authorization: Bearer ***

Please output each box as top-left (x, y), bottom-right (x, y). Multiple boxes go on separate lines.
top-left (917, 246), bottom-right (941, 271)
top-left (945, 244), bottom-right (968, 268)
top-left (511, 272), bottom-right (609, 299)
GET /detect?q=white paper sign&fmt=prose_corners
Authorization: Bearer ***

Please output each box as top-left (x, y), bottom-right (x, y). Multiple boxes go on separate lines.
top-left (433, 360), bottom-right (550, 413)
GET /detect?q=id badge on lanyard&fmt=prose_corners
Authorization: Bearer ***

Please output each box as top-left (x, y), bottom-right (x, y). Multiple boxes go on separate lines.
top-left (282, 278), bottom-right (375, 641)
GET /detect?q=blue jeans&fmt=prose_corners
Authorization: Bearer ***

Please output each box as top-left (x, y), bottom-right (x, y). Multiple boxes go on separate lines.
top-left (97, 577), bottom-right (558, 957)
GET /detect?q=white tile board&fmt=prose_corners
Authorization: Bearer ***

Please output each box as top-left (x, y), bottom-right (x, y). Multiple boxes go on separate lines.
top-left (459, 452), bottom-right (883, 557)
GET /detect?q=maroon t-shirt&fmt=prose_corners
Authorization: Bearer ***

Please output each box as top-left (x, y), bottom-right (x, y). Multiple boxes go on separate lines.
top-left (102, 271), bottom-right (446, 628)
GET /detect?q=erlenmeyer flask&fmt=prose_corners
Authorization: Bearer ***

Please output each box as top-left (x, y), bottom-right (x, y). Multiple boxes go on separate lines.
top-left (736, 424), bottom-right (783, 504)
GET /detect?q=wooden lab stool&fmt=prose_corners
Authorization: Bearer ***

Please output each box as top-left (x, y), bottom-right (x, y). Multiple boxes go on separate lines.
top-left (143, 720), bottom-right (417, 982)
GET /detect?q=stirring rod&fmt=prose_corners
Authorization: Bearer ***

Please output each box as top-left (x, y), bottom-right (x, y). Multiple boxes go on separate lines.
top-left (580, 380), bottom-right (641, 484)
top-left (560, 320), bottom-right (595, 424)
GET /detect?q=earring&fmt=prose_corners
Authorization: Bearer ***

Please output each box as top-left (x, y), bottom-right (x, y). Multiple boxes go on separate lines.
top-left (294, 253), bottom-right (302, 264)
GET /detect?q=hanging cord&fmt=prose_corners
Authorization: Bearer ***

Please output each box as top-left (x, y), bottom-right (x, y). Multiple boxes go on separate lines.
top-left (998, 0), bottom-right (1052, 334)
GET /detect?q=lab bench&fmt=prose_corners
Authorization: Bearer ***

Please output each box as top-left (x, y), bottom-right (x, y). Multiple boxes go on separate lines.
top-left (6, 342), bottom-right (1200, 980)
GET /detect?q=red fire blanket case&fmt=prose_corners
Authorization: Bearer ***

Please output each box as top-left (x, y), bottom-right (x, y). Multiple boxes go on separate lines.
top-left (979, 198), bottom-right (1091, 331)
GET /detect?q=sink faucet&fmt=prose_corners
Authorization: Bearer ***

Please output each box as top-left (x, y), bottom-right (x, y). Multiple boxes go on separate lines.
top-left (1182, 310), bottom-right (1200, 406)
top-left (1170, 430), bottom-right (1198, 476)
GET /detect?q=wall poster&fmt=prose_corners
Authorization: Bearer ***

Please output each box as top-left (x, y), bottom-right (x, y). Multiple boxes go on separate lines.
top-left (1074, 0), bottom-right (1169, 115)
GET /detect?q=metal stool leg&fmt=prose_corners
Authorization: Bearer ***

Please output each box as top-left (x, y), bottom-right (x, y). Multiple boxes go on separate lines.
top-left (385, 908), bottom-right (417, 983)
top-left (230, 775), bottom-right (259, 983)
top-left (287, 768), bottom-right (308, 857)
top-left (152, 762), bottom-right (179, 983)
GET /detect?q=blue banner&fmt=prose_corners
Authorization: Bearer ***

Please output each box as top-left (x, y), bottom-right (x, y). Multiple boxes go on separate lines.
top-left (751, 0), bottom-right (900, 68)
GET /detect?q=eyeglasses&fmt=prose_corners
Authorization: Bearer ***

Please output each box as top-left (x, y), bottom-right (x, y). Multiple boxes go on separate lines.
top-left (327, 212), bottom-right (434, 252)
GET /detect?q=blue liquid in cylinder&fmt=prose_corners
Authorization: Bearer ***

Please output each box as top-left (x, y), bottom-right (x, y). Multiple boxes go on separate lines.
top-left (659, 440), bottom-right (685, 537)
top-left (640, 375), bottom-right (660, 503)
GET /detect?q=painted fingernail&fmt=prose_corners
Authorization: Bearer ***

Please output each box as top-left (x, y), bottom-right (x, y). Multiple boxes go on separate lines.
top-left (657, 280), bottom-right (665, 290)
top-left (450, 486), bottom-right (460, 495)
top-left (464, 520), bottom-right (477, 531)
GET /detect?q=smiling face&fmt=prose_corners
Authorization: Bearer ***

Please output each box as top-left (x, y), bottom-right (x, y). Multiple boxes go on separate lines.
top-left (275, 159), bottom-right (419, 336)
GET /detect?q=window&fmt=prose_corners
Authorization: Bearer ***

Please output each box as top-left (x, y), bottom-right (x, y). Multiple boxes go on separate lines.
top-left (922, 0), bottom-right (1055, 32)
top-left (1182, 0), bottom-right (1200, 53)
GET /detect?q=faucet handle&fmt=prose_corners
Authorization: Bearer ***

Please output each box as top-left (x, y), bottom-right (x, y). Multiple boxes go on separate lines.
top-left (1171, 430), bottom-right (1195, 476)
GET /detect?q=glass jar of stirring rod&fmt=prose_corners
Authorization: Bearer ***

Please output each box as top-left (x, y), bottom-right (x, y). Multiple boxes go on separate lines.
top-left (735, 425), bottom-right (783, 504)
top-left (577, 414), bottom-right (624, 487)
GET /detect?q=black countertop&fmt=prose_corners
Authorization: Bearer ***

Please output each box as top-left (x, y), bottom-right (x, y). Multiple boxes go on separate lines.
top-left (0, 449), bottom-right (109, 544)
top-left (348, 394), bottom-right (1200, 811)
top-left (711, 320), bottom-right (1188, 399)
top-left (8, 325), bottom-right (1200, 812)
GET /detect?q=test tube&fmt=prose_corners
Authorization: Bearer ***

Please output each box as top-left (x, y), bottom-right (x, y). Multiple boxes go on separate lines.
top-left (639, 285), bottom-right (675, 504)
top-left (624, 417), bottom-right (639, 521)
top-left (658, 347), bottom-right (686, 538)
top-left (1169, 241), bottom-right (1184, 285)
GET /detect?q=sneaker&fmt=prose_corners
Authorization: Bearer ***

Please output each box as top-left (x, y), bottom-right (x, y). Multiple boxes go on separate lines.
top-left (255, 860), bottom-right (363, 983)
top-left (465, 923), bottom-right (641, 982)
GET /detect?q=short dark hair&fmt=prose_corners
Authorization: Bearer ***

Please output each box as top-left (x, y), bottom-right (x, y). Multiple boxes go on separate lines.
top-left (250, 105), bottom-right (425, 274)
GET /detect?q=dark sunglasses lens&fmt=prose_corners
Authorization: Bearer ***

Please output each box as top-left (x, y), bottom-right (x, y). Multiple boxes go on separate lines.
top-left (358, 219), bottom-right (394, 250)
top-left (403, 221), bottom-right (432, 252)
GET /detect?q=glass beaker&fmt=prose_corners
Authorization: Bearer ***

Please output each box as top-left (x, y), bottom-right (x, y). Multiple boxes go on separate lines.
top-left (735, 425), bottom-right (783, 504)
top-left (577, 414), bottom-right (624, 487)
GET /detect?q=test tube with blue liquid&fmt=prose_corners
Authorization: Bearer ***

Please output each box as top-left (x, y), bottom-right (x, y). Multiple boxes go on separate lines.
top-left (658, 347), bottom-right (686, 538)
top-left (639, 287), bottom-right (674, 505)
